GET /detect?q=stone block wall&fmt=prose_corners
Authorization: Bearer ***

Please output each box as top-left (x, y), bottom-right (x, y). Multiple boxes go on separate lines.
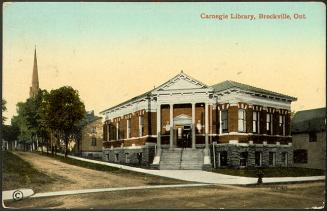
top-left (212, 143), bottom-right (293, 168)
top-left (103, 145), bottom-right (156, 167)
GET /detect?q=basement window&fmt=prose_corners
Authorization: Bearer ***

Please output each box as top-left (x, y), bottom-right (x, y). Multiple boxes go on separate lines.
top-left (125, 153), bottom-right (130, 163)
top-left (255, 151), bottom-right (262, 167)
top-left (115, 153), bottom-right (119, 162)
top-left (240, 152), bottom-right (248, 167)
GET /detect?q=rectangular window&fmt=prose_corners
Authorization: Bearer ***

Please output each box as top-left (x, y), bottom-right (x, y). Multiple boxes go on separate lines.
top-left (91, 137), bottom-right (96, 146)
top-left (139, 116), bottom-right (144, 137)
top-left (125, 153), bottom-right (129, 163)
top-left (253, 111), bottom-right (258, 133)
top-left (255, 151), bottom-right (262, 166)
top-left (107, 124), bottom-right (110, 141)
top-left (219, 151), bottom-right (228, 166)
top-left (238, 109), bottom-right (246, 132)
top-left (294, 149), bottom-right (308, 163)
top-left (127, 119), bottom-right (131, 138)
top-left (279, 115), bottom-right (285, 135)
top-left (116, 122), bottom-right (120, 140)
top-left (115, 153), bottom-right (119, 162)
top-left (269, 152), bottom-right (276, 166)
top-left (282, 152), bottom-right (288, 166)
top-left (221, 110), bottom-right (228, 133)
top-left (240, 152), bottom-right (248, 167)
top-left (266, 113), bottom-right (272, 134)
top-left (137, 152), bottom-right (143, 164)
top-left (309, 132), bottom-right (317, 142)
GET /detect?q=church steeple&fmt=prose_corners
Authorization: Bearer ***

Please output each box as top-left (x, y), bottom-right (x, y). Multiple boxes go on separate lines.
top-left (29, 46), bottom-right (40, 97)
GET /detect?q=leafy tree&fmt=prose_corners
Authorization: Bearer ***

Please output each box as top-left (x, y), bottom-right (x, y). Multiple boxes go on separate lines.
top-left (12, 102), bottom-right (32, 151)
top-left (2, 99), bottom-right (7, 124)
top-left (2, 123), bottom-right (20, 150)
top-left (24, 89), bottom-right (50, 153)
top-left (44, 86), bottom-right (85, 157)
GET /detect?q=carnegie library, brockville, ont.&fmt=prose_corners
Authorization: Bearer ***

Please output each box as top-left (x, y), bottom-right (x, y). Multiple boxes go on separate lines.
top-left (100, 71), bottom-right (297, 170)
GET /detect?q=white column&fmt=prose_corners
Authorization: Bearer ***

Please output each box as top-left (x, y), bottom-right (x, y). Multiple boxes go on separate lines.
top-left (107, 123), bottom-right (110, 141)
top-left (152, 104), bottom-right (162, 165)
top-left (116, 122), bottom-right (119, 140)
top-left (157, 104), bottom-right (161, 149)
top-left (169, 104), bottom-right (174, 149)
top-left (209, 104), bottom-right (213, 144)
top-left (205, 103), bottom-right (209, 150)
top-left (203, 102), bottom-right (211, 165)
top-left (192, 103), bottom-right (196, 149)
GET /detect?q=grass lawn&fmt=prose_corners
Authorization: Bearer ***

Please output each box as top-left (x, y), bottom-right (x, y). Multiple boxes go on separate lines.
top-left (2, 151), bottom-right (55, 191)
top-left (35, 152), bottom-right (188, 184)
top-left (212, 167), bottom-right (325, 177)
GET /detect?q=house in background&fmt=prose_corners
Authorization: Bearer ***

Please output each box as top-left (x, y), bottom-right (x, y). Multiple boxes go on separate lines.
top-left (100, 71), bottom-right (297, 169)
top-left (292, 107), bottom-right (326, 170)
top-left (76, 111), bottom-right (103, 158)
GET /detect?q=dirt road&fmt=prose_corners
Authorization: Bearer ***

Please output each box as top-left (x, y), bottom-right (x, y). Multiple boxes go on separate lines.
top-left (11, 152), bottom-right (183, 192)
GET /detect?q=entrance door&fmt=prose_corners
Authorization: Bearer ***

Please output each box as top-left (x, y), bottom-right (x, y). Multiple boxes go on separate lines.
top-left (176, 125), bottom-right (191, 148)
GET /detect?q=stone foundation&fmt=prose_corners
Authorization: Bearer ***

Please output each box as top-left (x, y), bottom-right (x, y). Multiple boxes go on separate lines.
top-left (211, 143), bottom-right (293, 168)
top-left (81, 151), bottom-right (103, 158)
top-left (103, 144), bottom-right (156, 167)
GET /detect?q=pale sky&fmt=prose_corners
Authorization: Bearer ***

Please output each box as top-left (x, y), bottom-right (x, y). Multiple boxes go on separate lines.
top-left (2, 2), bottom-right (326, 124)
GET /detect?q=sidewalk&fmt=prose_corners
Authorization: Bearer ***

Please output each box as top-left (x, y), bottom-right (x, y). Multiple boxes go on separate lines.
top-left (3, 184), bottom-right (211, 201)
top-left (61, 154), bottom-right (325, 185)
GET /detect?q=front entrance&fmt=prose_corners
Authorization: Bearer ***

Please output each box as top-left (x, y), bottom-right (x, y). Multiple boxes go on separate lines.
top-left (176, 125), bottom-right (192, 148)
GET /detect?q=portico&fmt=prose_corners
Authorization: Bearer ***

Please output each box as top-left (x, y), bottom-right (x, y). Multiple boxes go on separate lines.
top-left (151, 73), bottom-right (214, 167)
top-left (156, 102), bottom-right (210, 150)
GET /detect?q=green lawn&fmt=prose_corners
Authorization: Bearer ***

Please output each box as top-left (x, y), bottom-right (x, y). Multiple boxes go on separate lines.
top-left (36, 152), bottom-right (188, 184)
top-left (2, 151), bottom-right (55, 191)
top-left (212, 167), bottom-right (325, 177)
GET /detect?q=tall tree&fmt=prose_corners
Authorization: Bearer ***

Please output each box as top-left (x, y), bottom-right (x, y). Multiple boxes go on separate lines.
top-left (2, 99), bottom-right (7, 124)
top-left (12, 102), bottom-right (32, 151)
top-left (44, 86), bottom-right (85, 157)
top-left (2, 123), bottom-right (20, 150)
top-left (23, 89), bottom-right (51, 152)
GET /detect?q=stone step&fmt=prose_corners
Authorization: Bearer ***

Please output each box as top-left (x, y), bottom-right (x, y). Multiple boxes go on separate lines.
top-left (160, 148), bottom-right (205, 170)
top-left (181, 164), bottom-right (203, 167)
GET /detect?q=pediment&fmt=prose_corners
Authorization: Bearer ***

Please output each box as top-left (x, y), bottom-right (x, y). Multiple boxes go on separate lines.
top-left (174, 114), bottom-right (192, 121)
top-left (157, 72), bottom-right (208, 91)
top-left (173, 114), bottom-right (192, 125)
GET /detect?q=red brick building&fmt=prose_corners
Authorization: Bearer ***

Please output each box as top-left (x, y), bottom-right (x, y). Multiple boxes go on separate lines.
top-left (100, 72), bottom-right (296, 169)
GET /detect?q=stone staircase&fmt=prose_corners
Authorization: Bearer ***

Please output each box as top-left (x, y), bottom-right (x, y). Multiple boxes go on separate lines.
top-left (180, 149), bottom-right (204, 170)
top-left (159, 148), bottom-right (182, 170)
top-left (159, 148), bottom-right (204, 170)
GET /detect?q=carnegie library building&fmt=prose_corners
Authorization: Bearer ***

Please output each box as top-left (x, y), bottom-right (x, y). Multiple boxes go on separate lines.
top-left (100, 72), bottom-right (297, 170)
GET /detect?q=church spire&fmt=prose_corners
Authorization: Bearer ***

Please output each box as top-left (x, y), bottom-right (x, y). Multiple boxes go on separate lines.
top-left (29, 46), bottom-right (40, 97)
